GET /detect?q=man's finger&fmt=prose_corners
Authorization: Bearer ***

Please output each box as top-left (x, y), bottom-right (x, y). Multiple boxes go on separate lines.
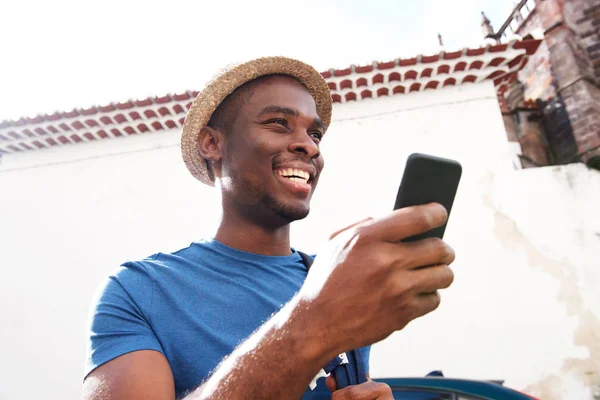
top-left (331, 380), bottom-right (394, 400)
top-left (413, 291), bottom-right (442, 320)
top-left (325, 374), bottom-right (337, 392)
top-left (361, 203), bottom-right (448, 243)
top-left (408, 264), bottom-right (455, 293)
top-left (384, 237), bottom-right (454, 270)
top-left (329, 217), bottom-right (373, 240)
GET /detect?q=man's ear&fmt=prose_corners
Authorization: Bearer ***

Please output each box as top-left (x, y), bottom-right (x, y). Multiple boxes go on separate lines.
top-left (197, 126), bottom-right (224, 176)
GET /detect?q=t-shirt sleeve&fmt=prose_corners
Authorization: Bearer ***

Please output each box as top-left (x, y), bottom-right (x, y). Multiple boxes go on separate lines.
top-left (85, 261), bottom-right (164, 379)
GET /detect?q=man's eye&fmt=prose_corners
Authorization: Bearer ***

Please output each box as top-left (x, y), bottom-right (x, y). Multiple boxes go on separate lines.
top-left (268, 118), bottom-right (288, 126)
top-left (310, 132), bottom-right (323, 142)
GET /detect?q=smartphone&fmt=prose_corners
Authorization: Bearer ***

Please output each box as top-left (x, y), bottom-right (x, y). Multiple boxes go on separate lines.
top-left (393, 153), bottom-right (462, 242)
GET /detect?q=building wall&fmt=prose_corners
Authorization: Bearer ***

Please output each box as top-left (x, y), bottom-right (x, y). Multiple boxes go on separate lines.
top-left (517, 10), bottom-right (556, 102)
top-left (522, 0), bottom-right (600, 166)
top-left (564, 0), bottom-right (600, 84)
top-left (506, 1), bottom-right (580, 166)
top-left (1, 81), bottom-right (599, 399)
top-left (543, 0), bottom-right (600, 166)
top-left (497, 0), bottom-right (600, 168)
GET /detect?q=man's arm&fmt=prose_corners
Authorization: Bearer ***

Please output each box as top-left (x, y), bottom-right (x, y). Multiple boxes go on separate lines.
top-left (83, 351), bottom-right (175, 400)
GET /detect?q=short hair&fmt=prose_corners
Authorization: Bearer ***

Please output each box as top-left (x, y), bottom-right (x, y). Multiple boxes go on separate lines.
top-left (203, 78), bottom-right (258, 179)
top-left (207, 79), bottom-right (257, 135)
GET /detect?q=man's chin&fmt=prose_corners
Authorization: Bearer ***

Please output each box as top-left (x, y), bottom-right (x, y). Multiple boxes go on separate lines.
top-left (276, 206), bottom-right (310, 222)
top-left (270, 201), bottom-right (310, 223)
top-left (292, 208), bottom-right (310, 221)
top-left (263, 193), bottom-right (312, 223)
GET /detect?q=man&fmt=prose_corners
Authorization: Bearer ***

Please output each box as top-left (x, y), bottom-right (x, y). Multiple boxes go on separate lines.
top-left (83, 57), bottom-right (455, 400)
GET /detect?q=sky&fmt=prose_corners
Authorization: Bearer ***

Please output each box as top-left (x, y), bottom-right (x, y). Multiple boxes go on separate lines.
top-left (0, 0), bottom-right (518, 121)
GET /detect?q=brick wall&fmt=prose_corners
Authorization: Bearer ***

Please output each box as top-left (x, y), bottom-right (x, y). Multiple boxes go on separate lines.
top-left (517, 10), bottom-right (556, 101)
top-left (517, 108), bottom-right (553, 166)
top-left (566, 0), bottom-right (600, 83)
top-left (537, 96), bottom-right (580, 163)
top-left (502, 0), bottom-right (600, 168)
top-left (503, 81), bottom-right (556, 166)
top-left (542, 0), bottom-right (600, 166)
top-left (499, 5), bottom-right (564, 166)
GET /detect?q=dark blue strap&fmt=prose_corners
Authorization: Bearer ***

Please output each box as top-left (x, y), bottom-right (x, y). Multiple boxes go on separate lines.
top-left (333, 350), bottom-right (367, 389)
top-left (354, 349), bottom-right (368, 384)
top-left (298, 251), bottom-right (314, 271)
top-left (323, 355), bottom-right (344, 374)
top-left (333, 362), bottom-right (352, 389)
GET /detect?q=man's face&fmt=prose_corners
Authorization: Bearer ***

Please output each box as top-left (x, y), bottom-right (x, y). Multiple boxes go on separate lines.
top-left (218, 75), bottom-right (325, 225)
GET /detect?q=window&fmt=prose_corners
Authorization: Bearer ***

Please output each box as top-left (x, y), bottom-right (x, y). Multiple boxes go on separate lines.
top-left (390, 389), bottom-right (485, 400)
top-left (391, 389), bottom-right (452, 400)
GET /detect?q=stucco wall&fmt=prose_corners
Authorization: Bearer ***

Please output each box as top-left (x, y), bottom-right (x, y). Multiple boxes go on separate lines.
top-left (1, 81), bottom-right (598, 399)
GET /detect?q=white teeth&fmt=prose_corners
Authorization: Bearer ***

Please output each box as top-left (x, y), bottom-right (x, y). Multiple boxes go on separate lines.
top-left (287, 177), bottom-right (306, 183)
top-left (276, 168), bottom-right (310, 183)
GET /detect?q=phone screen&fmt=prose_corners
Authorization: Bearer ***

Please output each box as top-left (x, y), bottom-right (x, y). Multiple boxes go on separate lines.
top-left (393, 153), bottom-right (462, 241)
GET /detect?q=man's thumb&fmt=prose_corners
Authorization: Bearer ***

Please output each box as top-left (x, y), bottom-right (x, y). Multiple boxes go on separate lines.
top-left (326, 374), bottom-right (338, 392)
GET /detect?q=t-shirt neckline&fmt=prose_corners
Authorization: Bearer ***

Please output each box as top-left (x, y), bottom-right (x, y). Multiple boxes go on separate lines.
top-left (201, 238), bottom-right (299, 262)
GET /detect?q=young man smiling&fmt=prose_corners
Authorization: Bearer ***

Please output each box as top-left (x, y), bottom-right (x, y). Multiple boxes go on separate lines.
top-left (83, 57), bottom-right (455, 400)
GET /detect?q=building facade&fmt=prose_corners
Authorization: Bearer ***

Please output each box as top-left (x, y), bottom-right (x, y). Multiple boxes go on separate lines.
top-left (0, 30), bottom-right (599, 400)
top-left (484, 0), bottom-right (600, 169)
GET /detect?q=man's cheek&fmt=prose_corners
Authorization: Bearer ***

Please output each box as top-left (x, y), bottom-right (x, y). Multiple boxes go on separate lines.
top-left (235, 173), bottom-right (265, 205)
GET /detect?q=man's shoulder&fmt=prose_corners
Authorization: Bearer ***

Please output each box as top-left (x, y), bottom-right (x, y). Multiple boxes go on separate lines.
top-left (125, 240), bottom-right (210, 269)
top-left (111, 241), bottom-right (208, 284)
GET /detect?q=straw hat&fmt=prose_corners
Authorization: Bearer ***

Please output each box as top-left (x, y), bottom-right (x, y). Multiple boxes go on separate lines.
top-left (181, 56), bottom-right (332, 186)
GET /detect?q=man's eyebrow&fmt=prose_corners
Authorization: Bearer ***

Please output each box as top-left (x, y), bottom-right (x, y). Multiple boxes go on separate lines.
top-left (258, 106), bottom-right (299, 117)
top-left (313, 118), bottom-right (324, 130)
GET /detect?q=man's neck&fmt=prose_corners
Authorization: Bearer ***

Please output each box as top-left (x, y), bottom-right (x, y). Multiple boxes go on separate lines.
top-left (214, 207), bottom-right (292, 256)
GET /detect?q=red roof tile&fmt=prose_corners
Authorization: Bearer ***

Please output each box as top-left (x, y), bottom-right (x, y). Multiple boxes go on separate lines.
top-left (116, 101), bottom-right (134, 110)
top-left (333, 68), bottom-right (352, 77)
top-left (443, 50), bottom-right (462, 60)
top-left (421, 55), bottom-right (439, 63)
top-left (81, 107), bottom-right (97, 116)
top-left (134, 99), bottom-right (153, 107)
top-left (173, 92), bottom-right (191, 101)
top-left (355, 65), bottom-right (373, 73)
top-left (378, 61), bottom-right (396, 69)
top-left (98, 104), bottom-right (117, 112)
top-left (155, 95), bottom-right (171, 104)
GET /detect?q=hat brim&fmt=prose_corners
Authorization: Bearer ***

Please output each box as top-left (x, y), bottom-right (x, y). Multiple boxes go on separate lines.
top-left (181, 56), bottom-right (332, 186)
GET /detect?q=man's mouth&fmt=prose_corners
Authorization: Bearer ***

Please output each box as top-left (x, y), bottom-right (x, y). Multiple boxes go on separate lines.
top-left (274, 168), bottom-right (311, 185)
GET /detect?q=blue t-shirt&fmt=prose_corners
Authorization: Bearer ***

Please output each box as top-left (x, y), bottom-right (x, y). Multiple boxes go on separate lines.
top-left (86, 239), bottom-right (370, 399)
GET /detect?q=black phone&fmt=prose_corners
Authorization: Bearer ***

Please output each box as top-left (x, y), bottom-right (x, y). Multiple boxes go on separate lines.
top-left (393, 153), bottom-right (462, 242)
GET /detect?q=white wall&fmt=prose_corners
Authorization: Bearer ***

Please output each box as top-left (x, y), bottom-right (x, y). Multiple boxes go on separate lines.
top-left (1, 81), bottom-right (598, 399)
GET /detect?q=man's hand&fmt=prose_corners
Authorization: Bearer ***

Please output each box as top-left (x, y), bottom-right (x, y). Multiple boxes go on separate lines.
top-left (326, 375), bottom-right (393, 400)
top-left (300, 203), bottom-right (456, 356)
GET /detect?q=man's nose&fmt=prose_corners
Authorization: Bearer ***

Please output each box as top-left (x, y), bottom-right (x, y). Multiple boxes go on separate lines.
top-left (289, 131), bottom-right (320, 159)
